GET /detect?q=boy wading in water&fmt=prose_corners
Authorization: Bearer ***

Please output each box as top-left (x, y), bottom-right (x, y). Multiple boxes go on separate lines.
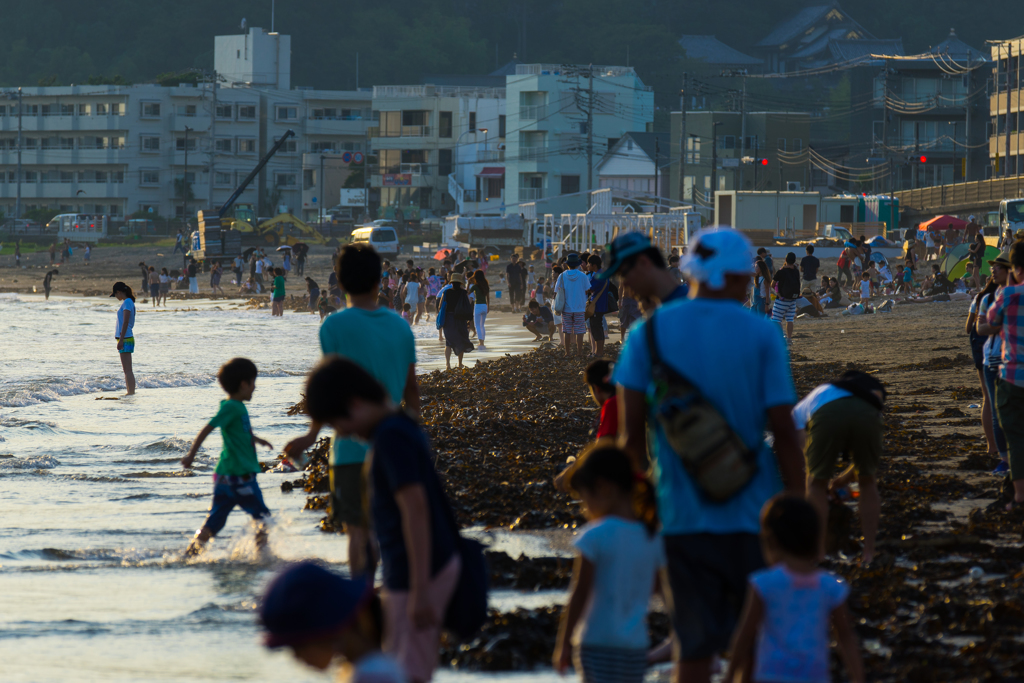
top-left (181, 358), bottom-right (274, 557)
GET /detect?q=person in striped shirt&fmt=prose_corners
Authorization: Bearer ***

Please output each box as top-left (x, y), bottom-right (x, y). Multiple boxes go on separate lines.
top-left (985, 241), bottom-right (1024, 509)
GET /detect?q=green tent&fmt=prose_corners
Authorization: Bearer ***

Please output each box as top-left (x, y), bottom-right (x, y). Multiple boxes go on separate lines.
top-left (940, 244), bottom-right (972, 273)
top-left (948, 246), bottom-right (1002, 279)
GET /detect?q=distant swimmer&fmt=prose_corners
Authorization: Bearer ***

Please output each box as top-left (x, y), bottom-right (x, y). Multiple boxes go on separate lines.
top-left (110, 281), bottom-right (137, 395)
top-left (180, 358), bottom-right (273, 558)
top-left (43, 269), bottom-right (58, 300)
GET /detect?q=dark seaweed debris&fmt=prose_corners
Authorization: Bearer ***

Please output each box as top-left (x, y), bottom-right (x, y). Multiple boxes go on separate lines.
top-left (487, 551), bottom-right (572, 590)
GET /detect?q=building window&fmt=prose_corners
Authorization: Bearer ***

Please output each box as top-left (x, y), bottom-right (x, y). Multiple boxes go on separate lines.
top-left (214, 138), bottom-right (233, 152)
top-left (23, 171), bottom-right (36, 183)
top-left (95, 103), bottom-right (107, 115)
top-left (176, 104), bottom-right (197, 117)
top-left (777, 138), bottom-right (786, 152)
top-left (214, 171), bottom-right (233, 186)
top-left (111, 103), bottom-right (122, 115)
top-left (401, 110), bottom-right (430, 136)
top-left (439, 111), bottom-right (453, 138)
top-left (141, 136), bottom-right (160, 152)
top-left (139, 203), bottom-right (159, 215)
top-left (23, 137), bottom-right (37, 149)
top-left (238, 105), bottom-right (257, 120)
top-left (792, 139), bottom-right (803, 151)
top-left (379, 150), bottom-right (400, 173)
top-left (303, 169), bottom-right (315, 190)
top-left (469, 112), bottom-right (477, 132)
top-left (215, 104), bottom-right (233, 119)
top-left (141, 102), bottom-right (161, 118)
top-left (310, 141), bottom-right (337, 153)
top-left (23, 105), bottom-right (38, 116)
top-left (719, 135), bottom-right (735, 150)
top-left (312, 108), bottom-right (337, 119)
top-left (438, 149), bottom-right (452, 176)
top-left (141, 170), bottom-right (159, 185)
top-left (499, 114), bottom-right (506, 138)
top-left (176, 137), bottom-right (197, 151)
top-left (78, 104), bottom-right (90, 116)
top-left (274, 172), bottom-right (297, 187)
top-left (61, 104), bottom-right (75, 116)
top-left (274, 136), bottom-right (297, 153)
top-left (0, 105), bottom-right (6, 116)
top-left (174, 171), bottom-right (197, 184)
top-left (378, 111), bottom-right (400, 137)
top-left (561, 175), bottom-right (581, 195)
top-left (276, 106), bottom-right (298, 121)
top-left (238, 138), bottom-right (256, 153)
top-left (60, 137), bottom-right (74, 150)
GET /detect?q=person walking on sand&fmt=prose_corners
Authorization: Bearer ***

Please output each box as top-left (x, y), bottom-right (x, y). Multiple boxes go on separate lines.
top-left (173, 229), bottom-right (186, 255)
top-left (48, 242), bottom-right (56, 266)
top-left (84, 243), bottom-right (90, 265)
top-left (284, 244), bottom-right (419, 579)
top-left (180, 358), bottom-right (274, 557)
top-left (771, 252), bottom-right (801, 341)
top-left (148, 266), bottom-right (160, 307)
top-left (439, 272), bottom-right (475, 369)
top-left (271, 267), bottom-right (286, 317)
top-left (139, 261), bottom-right (150, 293)
top-left (553, 446), bottom-right (664, 683)
top-left (210, 260), bottom-right (225, 297)
top-left (615, 227), bottom-right (805, 683)
top-left (724, 495), bottom-right (864, 683)
top-left (14, 242), bottom-right (20, 268)
top-left (469, 269), bottom-right (490, 347)
top-left (793, 370), bottom-right (885, 565)
top-left (159, 268), bottom-right (170, 306)
top-left (585, 254), bottom-right (611, 358)
top-left (110, 282), bottom-right (137, 395)
top-left (43, 269), bottom-right (57, 300)
top-left (187, 259), bottom-right (199, 294)
top-left (554, 253), bottom-right (590, 359)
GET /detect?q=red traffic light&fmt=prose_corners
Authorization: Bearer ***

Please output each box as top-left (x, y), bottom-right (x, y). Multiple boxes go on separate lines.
top-left (760, 158), bottom-right (768, 166)
top-left (919, 156), bottom-right (927, 163)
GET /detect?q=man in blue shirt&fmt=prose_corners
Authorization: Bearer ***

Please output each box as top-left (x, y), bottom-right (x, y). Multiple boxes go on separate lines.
top-left (613, 227), bottom-right (804, 683)
top-left (596, 232), bottom-right (688, 307)
top-left (586, 254), bottom-right (611, 356)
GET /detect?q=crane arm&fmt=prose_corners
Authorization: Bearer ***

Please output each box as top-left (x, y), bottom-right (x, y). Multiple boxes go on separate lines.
top-left (217, 129), bottom-right (296, 219)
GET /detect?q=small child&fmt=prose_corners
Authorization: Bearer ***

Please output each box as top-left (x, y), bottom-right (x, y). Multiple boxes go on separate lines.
top-left (858, 271), bottom-right (873, 300)
top-left (527, 264), bottom-right (537, 289)
top-left (317, 290), bottom-right (335, 321)
top-left (554, 361), bottom-right (619, 493)
top-left (261, 562), bottom-right (407, 683)
top-left (553, 446), bottom-right (663, 683)
top-left (181, 358), bottom-right (273, 557)
top-left (725, 495), bottom-right (864, 683)
top-left (401, 302), bottom-right (413, 325)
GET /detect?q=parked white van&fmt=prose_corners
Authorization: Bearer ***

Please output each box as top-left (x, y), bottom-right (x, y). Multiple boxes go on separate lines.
top-left (350, 224), bottom-right (399, 255)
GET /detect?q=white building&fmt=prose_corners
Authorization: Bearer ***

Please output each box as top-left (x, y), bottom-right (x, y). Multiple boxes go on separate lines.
top-left (596, 132), bottom-right (671, 211)
top-left (370, 84), bottom-right (506, 221)
top-left (504, 64), bottom-right (654, 217)
top-left (0, 28), bottom-right (371, 225)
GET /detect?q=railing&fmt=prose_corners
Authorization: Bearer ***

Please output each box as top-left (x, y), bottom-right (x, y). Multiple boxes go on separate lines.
top-left (463, 189), bottom-right (480, 202)
top-left (400, 163), bottom-right (426, 174)
top-left (519, 146), bottom-right (546, 162)
top-left (400, 125), bottom-right (431, 137)
top-left (520, 104), bottom-right (546, 120)
top-left (894, 175), bottom-right (1024, 213)
top-left (519, 187), bottom-right (543, 201)
top-left (477, 149), bottom-right (504, 162)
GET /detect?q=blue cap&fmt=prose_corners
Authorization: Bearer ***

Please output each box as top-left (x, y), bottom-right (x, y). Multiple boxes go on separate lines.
top-left (260, 561), bottom-right (372, 648)
top-left (596, 232), bottom-right (652, 280)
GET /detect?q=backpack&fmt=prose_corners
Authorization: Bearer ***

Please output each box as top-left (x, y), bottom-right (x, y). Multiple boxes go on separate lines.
top-left (645, 313), bottom-right (759, 502)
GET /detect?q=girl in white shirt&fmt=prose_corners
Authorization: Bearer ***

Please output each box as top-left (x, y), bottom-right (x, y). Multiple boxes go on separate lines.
top-left (554, 444), bottom-right (664, 683)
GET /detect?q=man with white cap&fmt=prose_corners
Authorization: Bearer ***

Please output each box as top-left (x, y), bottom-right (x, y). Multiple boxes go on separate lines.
top-left (613, 227), bottom-right (805, 683)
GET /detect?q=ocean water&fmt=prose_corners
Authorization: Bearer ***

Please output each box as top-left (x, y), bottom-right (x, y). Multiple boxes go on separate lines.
top-left (0, 294), bottom-right (571, 683)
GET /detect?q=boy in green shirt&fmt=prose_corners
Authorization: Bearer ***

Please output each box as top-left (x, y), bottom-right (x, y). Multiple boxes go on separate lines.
top-left (181, 357), bottom-right (273, 557)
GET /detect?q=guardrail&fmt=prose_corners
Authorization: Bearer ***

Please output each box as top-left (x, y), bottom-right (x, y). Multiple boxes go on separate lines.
top-left (894, 176), bottom-right (1024, 213)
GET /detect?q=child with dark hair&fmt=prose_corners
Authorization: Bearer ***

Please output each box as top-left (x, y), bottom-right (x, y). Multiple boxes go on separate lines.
top-left (725, 494), bottom-right (864, 683)
top-left (553, 361), bottom-right (619, 493)
top-left (181, 357), bottom-right (273, 557)
top-left (261, 561), bottom-right (406, 683)
top-left (554, 445), bottom-right (663, 683)
top-left (303, 356), bottom-right (456, 683)
top-left (272, 267), bottom-right (286, 317)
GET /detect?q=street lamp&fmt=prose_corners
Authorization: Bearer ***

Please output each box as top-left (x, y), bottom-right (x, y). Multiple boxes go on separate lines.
top-left (454, 127), bottom-right (487, 202)
top-left (183, 126), bottom-right (192, 229)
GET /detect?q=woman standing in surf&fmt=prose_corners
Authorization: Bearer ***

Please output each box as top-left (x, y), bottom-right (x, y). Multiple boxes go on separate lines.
top-left (111, 282), bottom-right (137, 395)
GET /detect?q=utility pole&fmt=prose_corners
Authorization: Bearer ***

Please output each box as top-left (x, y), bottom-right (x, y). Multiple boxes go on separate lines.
top-left (881, 59), bottom-right (888, 193)
top-left (711, 120), bottom-right (722, 222)
top-left (208, 70), bottom-right (218, 207)
top-left (586, 64), bottom-right (594, 193)
top-left (739, 76), bottom-right (747, 190)
top-left (654, 138), bottom-right (660, 212)
top-left (15, 87), bottom-right (22, 220)
top-left (184, 126), bottom-right (192, 227)
top-left (319, 154), bottom-right (325, 227)
top-left (678, 74), bottom-right (687, 205)
top-left (966, 54), bottom-right (972, 183)
top-left (753, 136), bottom-right (759, 189)
top-left (1005, 44), bottom-right (1012, 178)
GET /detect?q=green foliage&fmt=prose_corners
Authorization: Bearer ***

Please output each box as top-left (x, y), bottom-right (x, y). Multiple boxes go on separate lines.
top-left (23, 207), bottom-right (60, 224)
top-left (173, 178), bottom-right (194, 201)
top-left (156, 71), bottom-right (200, 87)
top-left (343, 168), bottom-right (365, 189)
top-left (86, 75), bottom-right (130, 85)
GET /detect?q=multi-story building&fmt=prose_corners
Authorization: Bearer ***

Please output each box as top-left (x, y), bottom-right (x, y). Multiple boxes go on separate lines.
top-left (669, 111), bottom-right (811, 208)
top-left (369, 84), bottom-right (505, 221)
top-left (0, 27), bottom-right (372, 225)
top-left (595, 132), bottom-right (671, 211)
top-left (989, 35), bottom-right (1024, 180)
top-left (504, 64), bottom-right (654, 217)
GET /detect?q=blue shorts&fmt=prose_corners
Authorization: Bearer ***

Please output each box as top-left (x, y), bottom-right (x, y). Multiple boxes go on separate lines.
top-left (118, 337), bottom-right (135, 354)
top-left (203, 474), bottom-right (271, 535)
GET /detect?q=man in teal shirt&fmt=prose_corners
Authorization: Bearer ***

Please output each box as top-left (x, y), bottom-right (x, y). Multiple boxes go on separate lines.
top-left (285, 244), bottom-right (419, 576)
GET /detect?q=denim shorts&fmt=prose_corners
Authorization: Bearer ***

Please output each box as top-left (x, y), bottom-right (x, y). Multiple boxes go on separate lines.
top-left (203, 474), bottom-right (271, 535)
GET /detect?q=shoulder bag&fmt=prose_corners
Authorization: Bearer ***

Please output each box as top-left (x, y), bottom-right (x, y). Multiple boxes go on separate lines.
top-left (553, 275), bottom-right (566, 314)
top-left (585, 280), bottom-right (610, 320)
top-left (645, 313), bottom-right (759, 502)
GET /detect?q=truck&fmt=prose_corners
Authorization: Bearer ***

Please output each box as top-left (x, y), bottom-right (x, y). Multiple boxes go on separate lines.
top-left (999, 199), bottom-right (1024, 238)
top-left (442, 215), bottom-right (532, 256)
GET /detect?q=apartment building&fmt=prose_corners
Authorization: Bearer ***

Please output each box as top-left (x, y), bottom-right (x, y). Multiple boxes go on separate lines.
top-left (989, 35), bottom-right (1024, 179)
top-left (504, 64), bottom-right (654, 217)
top-left (0, 28), bottom-right (371, 224)
top-left (369, 84), bottom-right (506, 220)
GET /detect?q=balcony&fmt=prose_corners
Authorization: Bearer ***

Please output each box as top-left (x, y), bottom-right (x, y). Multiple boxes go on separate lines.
top-left (477, 149), bottom-right (504, 163)
top-left (519, 146), bottom-right (546, 162)
top-left (520, 104), bottom-right (546, 120)
top-left (519, 187), bottom-right (543, 201)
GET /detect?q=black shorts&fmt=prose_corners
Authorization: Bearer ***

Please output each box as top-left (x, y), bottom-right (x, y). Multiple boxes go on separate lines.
top-left (329, 463), bottom-right (367, 529)
top-left (662, 532), bottom-right (765, 660)
top-left (509, 286), bottom-right (522, 303)
top-left (589, 312), bottom-right (606, 340)
top-left (970, 332), bottom-right (987, 371)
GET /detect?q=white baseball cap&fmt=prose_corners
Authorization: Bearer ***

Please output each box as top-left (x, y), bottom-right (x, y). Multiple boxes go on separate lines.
top-left (680, 227), bottom-right (754, 289)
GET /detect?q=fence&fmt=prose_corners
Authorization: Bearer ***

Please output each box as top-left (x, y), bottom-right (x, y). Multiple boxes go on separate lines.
top-left (895, 176), bottom-right (1024, 214)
